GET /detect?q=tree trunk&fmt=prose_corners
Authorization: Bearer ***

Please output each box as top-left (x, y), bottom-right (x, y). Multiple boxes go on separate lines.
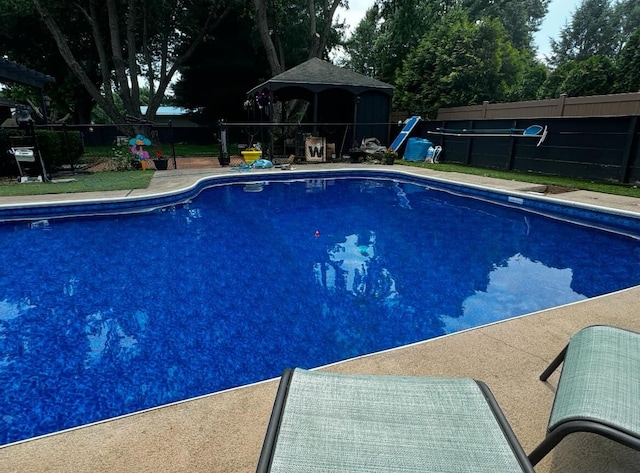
top-left (253, 0), bottom-right (283, 76)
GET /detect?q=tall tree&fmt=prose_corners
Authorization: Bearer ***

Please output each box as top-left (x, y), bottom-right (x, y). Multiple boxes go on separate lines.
top-left (253, 0), bottom-right (343, 77)
top-left (343, 0), bottom-right (547, 85)
top-left (370, 0), bottom-right (439, 84)
top-left (173, 10), bottom-right (270, 123)
top-left (615, 28), bottom-right (640, 92)
top-left (614, 0), bottom-right (640, 45)
top-left (0, 0), bottom-right (99, 122)
top-left (459, 0), bottom-right (550, 49)
top-left (549, 0), bottom-right (620, 66)
top-left (342, 4), bottom-right (382, 78)
top-left (31, 0), bottom-right (234, 126)
top-left (394, 10), bottom-right (522, 118)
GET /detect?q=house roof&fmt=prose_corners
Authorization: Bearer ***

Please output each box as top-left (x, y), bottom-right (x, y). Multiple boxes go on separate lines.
top-left (140, 106), bottom-right (190, 116)
top-left (0, 58), bottom-right (55, 89)
top-left (247, 58), bottom-right (393, 97)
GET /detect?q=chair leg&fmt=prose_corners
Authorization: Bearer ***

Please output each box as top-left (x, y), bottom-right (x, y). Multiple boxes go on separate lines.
top-left (540, 345), bottom-right (568, 381)
top-left (528, 421), bottom-right (584, 465)
top-left (530, 419), bottom-right (640, 465)
top-left (529, 434), bottom-right (563, 466)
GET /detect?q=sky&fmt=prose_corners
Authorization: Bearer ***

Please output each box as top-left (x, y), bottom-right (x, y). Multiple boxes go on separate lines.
top-left (335, 0), bottom-right (583, 59)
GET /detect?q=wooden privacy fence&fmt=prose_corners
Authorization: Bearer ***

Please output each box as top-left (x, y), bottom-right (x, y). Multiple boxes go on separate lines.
top-left (421, 115), bottom-right (640, 184)
top-left (436, 92), bottom-right (640, 120)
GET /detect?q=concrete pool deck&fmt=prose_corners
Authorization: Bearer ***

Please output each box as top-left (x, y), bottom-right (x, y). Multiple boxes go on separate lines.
top-left (1, 164), bottom-right (640, 472)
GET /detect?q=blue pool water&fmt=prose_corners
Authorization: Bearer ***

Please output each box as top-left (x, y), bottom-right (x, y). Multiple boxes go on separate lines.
top-left (1, 173), bottom-right (640, 446)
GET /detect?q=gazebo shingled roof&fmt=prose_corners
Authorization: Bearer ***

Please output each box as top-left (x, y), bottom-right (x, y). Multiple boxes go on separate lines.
top-left (247, 57), bottom-right (393, 97)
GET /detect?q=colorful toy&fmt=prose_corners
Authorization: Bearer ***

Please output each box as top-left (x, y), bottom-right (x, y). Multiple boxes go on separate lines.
top-left (129, 134), bottom-right (152, 169)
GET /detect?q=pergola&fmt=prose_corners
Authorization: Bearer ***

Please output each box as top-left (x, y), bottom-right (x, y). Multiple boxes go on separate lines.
top-left (0, 58), bottom-right (55, 123)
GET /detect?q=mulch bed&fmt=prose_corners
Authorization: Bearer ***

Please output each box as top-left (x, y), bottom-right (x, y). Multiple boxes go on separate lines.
top-left (82, 156), bottom-right (223, 172)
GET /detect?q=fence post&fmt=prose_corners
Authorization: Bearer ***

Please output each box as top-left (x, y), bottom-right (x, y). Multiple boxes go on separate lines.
top-left (465, 121), bottom-right (474, 165)
top-left (619, 116), bottom-right (638, 183)
top-left (556, 94), bottom-right (567, 116)
top-left (169, 120), bottom-right (177, 169)
top-left (219, 119), bottom-right (230, 166)
top-left (506, 120), bottom-right (518, 171)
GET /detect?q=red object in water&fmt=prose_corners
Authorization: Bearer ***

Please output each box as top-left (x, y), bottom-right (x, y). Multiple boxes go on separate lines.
top-left (314, 230), bottom-right (320, 238)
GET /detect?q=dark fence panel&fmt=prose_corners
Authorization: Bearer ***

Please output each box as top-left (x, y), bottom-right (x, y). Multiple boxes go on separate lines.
top-left (630, 121), bottom-right (640, 182)
top-left (423, 116), bottom-right (640, 183)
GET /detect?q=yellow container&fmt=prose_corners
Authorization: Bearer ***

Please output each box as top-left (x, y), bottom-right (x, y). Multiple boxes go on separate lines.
top-left (241, 150), bottom-right (262, 164)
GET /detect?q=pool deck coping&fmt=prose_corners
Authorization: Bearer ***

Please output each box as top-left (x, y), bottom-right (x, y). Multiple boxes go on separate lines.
top-left (1, 164), bottom-right (640, 473)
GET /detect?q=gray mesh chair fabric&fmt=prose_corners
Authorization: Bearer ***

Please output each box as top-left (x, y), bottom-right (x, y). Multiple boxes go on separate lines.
top-left (529, 325), bottom-right (640, 465)
top-left (257, 368), bottom-right (534, 472)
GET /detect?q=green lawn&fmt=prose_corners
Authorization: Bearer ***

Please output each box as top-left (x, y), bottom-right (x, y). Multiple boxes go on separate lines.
top-left (0, 172), bottom-right (154, 197)
top-left (397, 160), bottom-right (640, 198)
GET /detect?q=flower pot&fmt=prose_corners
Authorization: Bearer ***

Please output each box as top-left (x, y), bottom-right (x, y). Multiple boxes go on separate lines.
top-left (140, 160), bottom-right (147, 170)
top-left (348, 151), bottom-right (365, 163)
top-left (153, 159), bottom-right (168, 170)
top-left (241, 150), bottom-right (262, 164)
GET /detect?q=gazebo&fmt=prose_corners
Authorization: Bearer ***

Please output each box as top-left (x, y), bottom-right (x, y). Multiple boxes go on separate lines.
top-left (247, 58), bottom-right (394, 152)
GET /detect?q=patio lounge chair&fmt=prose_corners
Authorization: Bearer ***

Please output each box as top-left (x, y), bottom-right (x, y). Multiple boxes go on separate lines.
top-left (529, 325), bottom-right (640, 465)
top-left (256, 368), bottom-right (535, 472)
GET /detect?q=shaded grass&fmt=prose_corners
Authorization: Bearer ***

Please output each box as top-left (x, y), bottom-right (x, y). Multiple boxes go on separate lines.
top-left (0, 171), bottom-right (154, 197)
top-left (398, 161), bottom-right (640, 198)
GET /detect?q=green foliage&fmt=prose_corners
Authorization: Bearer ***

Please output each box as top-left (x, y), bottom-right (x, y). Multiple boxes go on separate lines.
top-left (549, 0), bottom-right (640, 67)
top-left (614, 0), bottom-right (640, 46)
top-left (538, 56), bottom-right (617, 98)
top-left (0, 128), bottom-right (84, 173)
top-left (342, 5), bottom-right (383, 78)
top-left (370, 0), bottom-right (439, 84)
top-left (344, 0), bottom-right (549, 85)
top-left (0, 0), bottom-right (99, 123)
top-left (615, 28), bottom-right (640, 92)
top-left (459, 0), bottom-right (551, 49)
top-left (38, 129), bottom-right (84, 169)
top-left (394, 10), bottom-right (525, 118)
top-left (504, 54), bottom-right (549, 101)
top-left (34, 130), bottom-right (63, 167)
top-left (110, 146), bottom-right (135, 171)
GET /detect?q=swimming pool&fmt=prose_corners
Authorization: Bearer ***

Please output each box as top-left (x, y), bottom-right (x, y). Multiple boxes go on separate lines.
top-left (1, 170), bottom-right (639, 446)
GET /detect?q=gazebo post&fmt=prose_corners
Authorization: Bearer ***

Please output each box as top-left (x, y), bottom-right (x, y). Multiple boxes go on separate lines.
top-left (269, 88), bottom-right (275, 159)
top-left (353, 95), bottom-right (360, 148)
top-left (313, 93), bottom-right (319, 135)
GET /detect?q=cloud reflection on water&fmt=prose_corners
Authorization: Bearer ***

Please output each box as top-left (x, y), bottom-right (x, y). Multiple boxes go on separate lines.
top-left (442, 253), bottom-right (587, 332)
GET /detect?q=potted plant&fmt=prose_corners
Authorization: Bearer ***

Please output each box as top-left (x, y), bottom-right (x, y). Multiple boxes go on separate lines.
top-left (153, 149), bottom-right (169, 170)
top-left (241, 142), bottom-right (262, 164)
top-left (347, 147), bottom-right (365, 163)
top-left (383, 149), bottom-right (397, 165)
